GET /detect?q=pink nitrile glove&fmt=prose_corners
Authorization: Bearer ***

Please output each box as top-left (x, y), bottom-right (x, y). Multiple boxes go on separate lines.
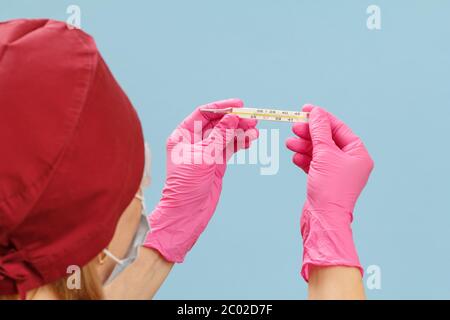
top-left (286, 105), bottom-right (374, 281)
top-left (144, 99), bottom-right (259, 263)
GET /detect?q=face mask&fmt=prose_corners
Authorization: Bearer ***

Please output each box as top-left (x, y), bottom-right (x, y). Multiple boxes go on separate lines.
top-left (102, 143), bottom-right (152, 284)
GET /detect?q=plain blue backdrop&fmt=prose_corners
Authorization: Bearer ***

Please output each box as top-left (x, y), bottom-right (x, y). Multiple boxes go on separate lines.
top-left (2, 0), bottom-right (450, 299)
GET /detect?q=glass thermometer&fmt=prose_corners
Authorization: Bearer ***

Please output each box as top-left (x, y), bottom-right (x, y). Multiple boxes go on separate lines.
top-left (200, 107), bottom-right (309, 123)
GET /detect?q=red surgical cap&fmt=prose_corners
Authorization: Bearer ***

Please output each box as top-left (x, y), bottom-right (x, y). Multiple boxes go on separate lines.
top-left (0, 19), bottom-right (145, 298)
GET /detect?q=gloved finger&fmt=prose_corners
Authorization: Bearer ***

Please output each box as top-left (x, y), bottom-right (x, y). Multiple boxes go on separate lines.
top-left (290, 104), bottom-right (314, 140)
top-left (292, 122), bottom-right (311, 141)
top-left (234, 128), bottom-right (259, 151)
top-left (302, 104), bottom-right (314, 113)
top-left (327, 112), bottom-right (362, 151)
top-left (246, 127), bottom-right (259, 142)
top-left (238, 118), bottom-right (258, 131)
top-left (180, 98), bottom-right (243, 132)
top-left (292, 153), bottom-right (311, 173)
top-left (285, 137), bottom-right (312, 155)
top-left (308, 106), bottom-right (334, 149)
top-left (204, 114), bottom-right (240, 148)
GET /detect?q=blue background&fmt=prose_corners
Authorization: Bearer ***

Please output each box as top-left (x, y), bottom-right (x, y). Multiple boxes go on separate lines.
top-left (2, 0), bottom-right (450, 299)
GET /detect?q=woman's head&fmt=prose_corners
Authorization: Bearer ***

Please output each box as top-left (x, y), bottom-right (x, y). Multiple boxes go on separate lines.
top-left (0, 19), bottom-right (146, 299)
top-left (18, 185), bottom-right (149, 300)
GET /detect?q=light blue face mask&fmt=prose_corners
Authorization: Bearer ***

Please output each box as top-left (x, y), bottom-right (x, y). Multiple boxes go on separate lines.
top-left (103, 144), bottom-right (151, 284)
top-left (103, 194), bottom-right (150, 284)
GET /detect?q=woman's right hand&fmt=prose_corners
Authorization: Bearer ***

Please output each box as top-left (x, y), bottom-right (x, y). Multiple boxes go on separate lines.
top-left (144, 99), bottom-right (258, 263)
top-left (286, 105), bottom-right (374, 281)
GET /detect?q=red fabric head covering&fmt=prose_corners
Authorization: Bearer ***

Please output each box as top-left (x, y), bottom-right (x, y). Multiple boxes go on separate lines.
top-left (0, 19), bottom-right (145, 298)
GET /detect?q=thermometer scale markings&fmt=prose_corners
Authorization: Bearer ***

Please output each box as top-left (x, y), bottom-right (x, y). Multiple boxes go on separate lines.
top-left (200, 107), bottom-right (309, 123)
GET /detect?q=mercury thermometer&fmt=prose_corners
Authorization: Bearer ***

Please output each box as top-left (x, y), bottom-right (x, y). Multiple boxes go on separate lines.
top-left (200, 107), bottom-right (309, 123)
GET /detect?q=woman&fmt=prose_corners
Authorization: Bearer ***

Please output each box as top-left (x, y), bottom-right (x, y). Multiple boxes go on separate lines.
top-left (0, 19), bottom-right (373, 300)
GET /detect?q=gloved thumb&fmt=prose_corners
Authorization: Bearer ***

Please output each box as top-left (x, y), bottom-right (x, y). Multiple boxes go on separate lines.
top-left (308, 107), bottom-right (334, 149)
top-left (204, 114), bottom-right (240, 149)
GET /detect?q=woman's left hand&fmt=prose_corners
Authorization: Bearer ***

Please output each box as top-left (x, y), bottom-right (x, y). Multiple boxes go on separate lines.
top-left (144, 99), bottom-right (258, 263)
